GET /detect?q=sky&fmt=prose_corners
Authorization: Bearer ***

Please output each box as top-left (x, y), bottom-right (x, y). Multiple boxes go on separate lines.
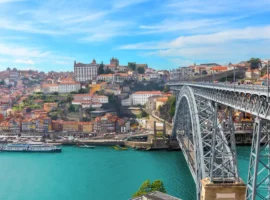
top-left (1, 0), bottom-right (270, 72)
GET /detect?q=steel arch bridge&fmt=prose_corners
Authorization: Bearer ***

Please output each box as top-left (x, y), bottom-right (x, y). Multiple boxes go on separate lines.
top-left (168, 82), bottom-right (270, 200)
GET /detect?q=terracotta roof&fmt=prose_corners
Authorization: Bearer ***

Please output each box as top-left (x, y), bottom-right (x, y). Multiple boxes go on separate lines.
top-left (116, 73), bottom-right (129, 77)
top-left (261, 74), bottom-right (270, 79)
top-left (42, 84), bottom-right (58, 88)
top-left (211, 66), bottom-right (228, 71)
top-left (156, 97), bottom-right (168, 103)
top-left (247, 69), bottom-right (260, 72)
top-left (98, 74), bottom-right (114, 77)
top-left (133, 91), bottom-right (162, 95)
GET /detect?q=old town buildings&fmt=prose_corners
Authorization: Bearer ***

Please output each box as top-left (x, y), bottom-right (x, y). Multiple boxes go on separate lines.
top-left (74, 59), bottom-right (99, 82)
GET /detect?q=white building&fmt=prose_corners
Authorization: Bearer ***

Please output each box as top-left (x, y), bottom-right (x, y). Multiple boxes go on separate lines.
top-left (72, 94), bottom-right (108, 106)
top-left (113, 73), bottom-right (130, 83)
top-left (9, 68), bottom-right (20, 81)
top-left (147, 72), bottom-right (160, 80)
top-left (170, 67), bottom-right (193, 80)
top-left (59, 83), bottom-right (80, 93)
top-left (74, 59), bottom-right (99, 82)
top-left (131, 91), bottom-right (162, 106)
top-left (92, 95), bottom-right (108, 103)
top-left (97, 74), bottom-right (114, 82)
top-left (97, 73), bottom-right (130, 83)
top-left (121, 97), bottom-right (132, 107)
top-left (41, 84), bottom-right (59, 93)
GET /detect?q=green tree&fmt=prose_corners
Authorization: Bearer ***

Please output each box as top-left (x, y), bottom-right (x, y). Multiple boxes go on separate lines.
top-left (202, 70), bottom-right (207, 75)
top-left (132, 180), bottom-right (166, 198)
top-left (248, 58), bottom-right (261, 69)
top-left (69, 104), bottom-right (76, 112)
top-left (81, 117), bottom-right (91, 122)
top-left (137, 67), bottom-right (145, 74)
top-left (141, 110), bottom-right (148, 118)
top-left (98, 62), bottom-right (105, 74)
top-left (151, 180), bottom-right (166, 193)
top-left (163, 85), bottom-right (169, 93)
top-left (128, 62), bottom-right (136, 71)
top-left (78, 88), bottom-right (89, 94)
top-left (104, 68), bottom-right (114, 74)
top-left (168, 96), bottom-right (176, 117)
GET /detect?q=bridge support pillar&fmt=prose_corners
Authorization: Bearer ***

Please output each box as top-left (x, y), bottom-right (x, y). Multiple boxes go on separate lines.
top-left (200, 178), bottom-right (246, 200)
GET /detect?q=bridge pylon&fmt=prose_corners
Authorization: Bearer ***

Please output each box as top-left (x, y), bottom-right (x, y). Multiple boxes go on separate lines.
top-left (171, 85), bottom-right (246, 200)
top-left (246, 118), bottom-right (270, 200)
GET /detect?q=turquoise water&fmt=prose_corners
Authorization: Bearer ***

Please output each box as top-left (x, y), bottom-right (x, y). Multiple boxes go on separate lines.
top-left (0, 146), bottom-right (251, 200)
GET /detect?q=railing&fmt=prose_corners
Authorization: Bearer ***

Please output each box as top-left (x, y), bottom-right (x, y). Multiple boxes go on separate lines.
top-left (167, 81), bottom-right (270, 94)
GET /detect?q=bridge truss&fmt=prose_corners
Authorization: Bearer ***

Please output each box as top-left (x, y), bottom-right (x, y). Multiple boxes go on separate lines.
top-left (170, 83), bottom-right (270, 200)
top-left (172, 86), bottom-right (239, 199)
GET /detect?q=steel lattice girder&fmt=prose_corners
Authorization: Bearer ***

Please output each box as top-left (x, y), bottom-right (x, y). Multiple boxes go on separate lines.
top-left (246, 119), bottom-right (270, 200)
top-left (189, 87), bottom-right (270, 121)
top-left (172, 86), bottom-right (239, 199)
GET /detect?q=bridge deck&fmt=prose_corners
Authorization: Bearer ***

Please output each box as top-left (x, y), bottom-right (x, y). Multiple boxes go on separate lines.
top-left (168, 82), bottom-right (269, 96)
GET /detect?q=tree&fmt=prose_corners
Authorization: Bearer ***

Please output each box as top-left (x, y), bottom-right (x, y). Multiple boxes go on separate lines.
top-left (137, 67), bottom-right (145, 74)
top-left (132, 180), bottom-right (166, 198)
top-left (141, 110), bottom-right (148, 118)
top-left (69, 104), bottom-right (76, 112)
top-left (51, 115), bottom-right (58, 120)
top-left (98, 62), bottom-right (105, 74)
top-left (81, 117), bottom-right (91, 122)
top-left (128, 62), bottom-right (136, 71)
top-left (168, 95), bottom-right (176, 117)
top-left (151, 180), bottom-right (166, 193)
top-left (78, 88), bottom-right (89, 94)
top-left (163, 85), bottom-right (170, 93)
top-left (202, 70), bottom-right (207, 75)
top-left (104, 68), bottom-right (114, 74)
top-left (248, 58), bottom-right (261, 69)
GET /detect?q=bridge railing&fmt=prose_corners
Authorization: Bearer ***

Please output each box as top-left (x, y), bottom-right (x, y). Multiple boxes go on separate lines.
top-left (167, 81), bottom-right (270, 93)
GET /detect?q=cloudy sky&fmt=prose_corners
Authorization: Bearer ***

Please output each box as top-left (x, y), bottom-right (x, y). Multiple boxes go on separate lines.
top-left (0, 0), bottom-right (270, 71)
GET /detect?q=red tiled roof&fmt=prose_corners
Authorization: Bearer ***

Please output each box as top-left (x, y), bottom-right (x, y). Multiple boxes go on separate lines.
top-left (133, 91), bottom-right (162, 95)
top-left (211, 66), bottom-right (228, 71)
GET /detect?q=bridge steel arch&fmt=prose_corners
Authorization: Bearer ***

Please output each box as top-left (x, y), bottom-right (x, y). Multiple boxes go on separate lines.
top-left (172, 86), bottom-right (239, 199)
top-left (169, 82), bottom-right (270, 199)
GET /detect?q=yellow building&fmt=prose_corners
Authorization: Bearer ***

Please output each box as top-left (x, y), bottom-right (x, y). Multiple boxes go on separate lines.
top-left (43, 103), bottom-right (58, 112)
top-left (79, 122), bottom-right (92, 133)
top-left (62, 121), bottom-right (79, 132)
top-left (155, 97), bottom-right (168, 110)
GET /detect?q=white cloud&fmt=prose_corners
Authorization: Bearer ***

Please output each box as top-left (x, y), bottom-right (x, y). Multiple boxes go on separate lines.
top-left (112, 0), bottom-right (148, 9)
top-left (0, 43), bottom-right (50, 58)
top-left (119, 25), bottom-right (270, 50)
top-left (0, 0), bottom-right (23, 3)
top-left (14, 59), bottom-right (35, 65)
top-left (119, 25), bottom-right (270, 65)
top-left (166, 0), bottom-right (270, 15)
top-left (0, 19), bottom-right (64, 36)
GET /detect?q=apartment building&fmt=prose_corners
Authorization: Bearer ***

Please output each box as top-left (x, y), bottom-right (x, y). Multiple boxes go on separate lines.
top-left (74, 59), bottom-right (99, 82)
top-left (170, 67), bottom-right (193, 80)
top-left (131, 91), bottom-right (162, 106)
top-left (58, 77), bottom-right (81, 93)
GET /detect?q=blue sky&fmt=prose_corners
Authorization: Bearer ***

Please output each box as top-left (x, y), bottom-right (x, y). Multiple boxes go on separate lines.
top-left (1, 0), bottom-right (270, 72)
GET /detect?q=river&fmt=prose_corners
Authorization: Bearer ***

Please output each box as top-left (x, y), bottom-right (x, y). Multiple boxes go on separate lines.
top-left (0, 146), bottom-right (252, 200)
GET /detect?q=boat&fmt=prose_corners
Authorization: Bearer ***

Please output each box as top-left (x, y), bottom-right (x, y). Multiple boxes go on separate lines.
top-left (0, 143), bottom-right (62, 153)
top-left (77, 144), bottom-right (95, 149)
top-left (112, 145), bottom-right (128, 150)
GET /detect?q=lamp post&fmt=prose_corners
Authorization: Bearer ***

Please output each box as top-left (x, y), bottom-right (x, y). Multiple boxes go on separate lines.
top-left (233, 65), bottom-right (235, 91)
top-left (267, 60), bottom-right (269, 102)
